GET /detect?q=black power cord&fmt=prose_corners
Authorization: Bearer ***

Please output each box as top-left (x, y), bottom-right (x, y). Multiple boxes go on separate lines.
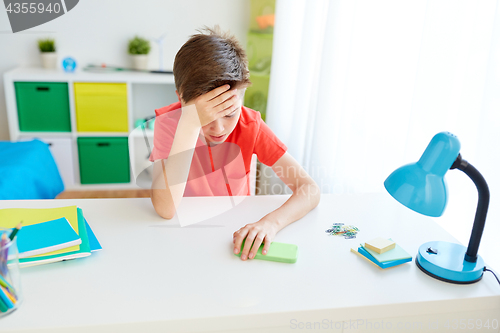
top-left (484, 267), bottom-right (500, 285)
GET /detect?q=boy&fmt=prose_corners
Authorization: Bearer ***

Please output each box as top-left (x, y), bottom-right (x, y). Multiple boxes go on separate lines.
top-left (150, 27), bottom-right (320, 261)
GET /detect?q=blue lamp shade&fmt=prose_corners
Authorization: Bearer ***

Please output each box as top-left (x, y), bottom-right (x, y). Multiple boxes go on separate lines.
top-left (384, 132), bottom-right (461, 217)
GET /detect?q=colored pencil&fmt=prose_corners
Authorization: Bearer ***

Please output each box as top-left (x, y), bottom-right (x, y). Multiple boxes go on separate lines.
top-left (0, 276), bottom-right (17, 301)
top-left (0, 295), bottom-right (7, 312)
top-left (0, 273), bottom-right (15, 292)
top-left (0, 283), bottom-right (14, 309)
top-left (0, 233), bottom-right (7, 277)
top-left (8, 222), bottom-right (22, 241)
top-left (0, 285), bottom-right (15, 304)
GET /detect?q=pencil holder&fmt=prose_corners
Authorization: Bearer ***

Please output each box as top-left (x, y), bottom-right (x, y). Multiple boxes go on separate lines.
top-left (0, 233), bottom-right (23, 318)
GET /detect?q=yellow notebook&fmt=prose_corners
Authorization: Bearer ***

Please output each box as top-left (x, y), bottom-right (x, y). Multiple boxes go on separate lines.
top-left (0, 206), bottom-right (80, 256)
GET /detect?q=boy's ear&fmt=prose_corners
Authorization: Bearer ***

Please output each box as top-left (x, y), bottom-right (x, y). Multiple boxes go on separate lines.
top-left (175, 90), bottom-right (181, 102)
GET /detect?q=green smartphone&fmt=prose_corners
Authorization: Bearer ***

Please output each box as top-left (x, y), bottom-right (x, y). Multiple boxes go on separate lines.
top-left (234, 239), bottom-right (298, 263)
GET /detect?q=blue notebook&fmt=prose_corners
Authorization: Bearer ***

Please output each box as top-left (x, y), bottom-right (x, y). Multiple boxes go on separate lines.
top-left (16, 217), bottom-right (81, 258)
top-left (84, 218), bottom-right (102, 252)
top-left (358, 246), bottom-right (412, 269)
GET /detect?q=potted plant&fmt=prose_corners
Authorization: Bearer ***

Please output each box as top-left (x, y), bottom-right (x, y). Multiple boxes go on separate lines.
top-left (128, 36), bottom-right (151, 70)
top-left (38, 38), bottom-right (57, 69)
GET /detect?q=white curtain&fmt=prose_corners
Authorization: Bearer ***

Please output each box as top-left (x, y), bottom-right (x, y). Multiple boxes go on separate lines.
top-left (265, 0), bottom-right (500, 270)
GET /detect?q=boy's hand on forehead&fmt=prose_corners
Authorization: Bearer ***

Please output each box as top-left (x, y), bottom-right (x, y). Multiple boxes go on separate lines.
top-left (190, 84), bottom-right (241, 127)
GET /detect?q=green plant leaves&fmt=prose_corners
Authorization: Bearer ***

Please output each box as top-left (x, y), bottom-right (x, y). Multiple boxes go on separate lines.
top-left (128, 36), bottom-right (151, 55)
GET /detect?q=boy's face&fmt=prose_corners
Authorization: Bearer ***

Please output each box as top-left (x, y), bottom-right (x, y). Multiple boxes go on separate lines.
top-left (177, 88), bottom-right (246, 145)
top-left (201, 88), bottom-right (245, 145)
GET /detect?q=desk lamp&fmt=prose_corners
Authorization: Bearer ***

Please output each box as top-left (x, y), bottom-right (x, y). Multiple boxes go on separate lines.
top-left (384, 132), bottom-right (489, 284)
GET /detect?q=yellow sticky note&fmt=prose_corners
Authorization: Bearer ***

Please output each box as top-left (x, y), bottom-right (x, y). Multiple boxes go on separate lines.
top-left (0, 206), bottom-right (80, 255)
top-left (364, 237), bottom-right (396, 254)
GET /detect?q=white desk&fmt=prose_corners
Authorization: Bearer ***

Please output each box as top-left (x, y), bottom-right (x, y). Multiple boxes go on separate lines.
top-left (0, 194), bottom-right (499, 333)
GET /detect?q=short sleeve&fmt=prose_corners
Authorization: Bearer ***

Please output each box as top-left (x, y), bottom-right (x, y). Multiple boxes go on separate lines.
top-left (149, 108), bottom-right (182, 162)
top-left (253, 118), bottom-right (287, 166)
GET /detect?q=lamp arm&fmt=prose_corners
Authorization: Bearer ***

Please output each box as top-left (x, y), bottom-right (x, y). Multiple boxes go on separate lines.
top-left (450, 154), bottom-right (490, 263)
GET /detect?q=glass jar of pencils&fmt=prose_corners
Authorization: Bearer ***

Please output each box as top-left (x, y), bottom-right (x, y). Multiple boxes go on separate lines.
top-left (0, 230), bottom-right (23, 318)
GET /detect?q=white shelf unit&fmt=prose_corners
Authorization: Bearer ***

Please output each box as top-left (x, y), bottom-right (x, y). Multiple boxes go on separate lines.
top-left (3, 67), bottom-right (177, 190)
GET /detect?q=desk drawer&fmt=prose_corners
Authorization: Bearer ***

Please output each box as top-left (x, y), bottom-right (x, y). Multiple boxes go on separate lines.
top-left (18, 136), bottom-right (75, 187)
top-left (77, 137), bottom-right (130, 184)
top-left (74, 83), bottom-right (128, 132)
top-left (15, 82), bottom-right (71, 132)
top-left (44, 137), bottom-right (75, 186)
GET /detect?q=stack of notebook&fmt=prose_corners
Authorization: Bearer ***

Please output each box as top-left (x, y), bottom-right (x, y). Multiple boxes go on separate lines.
top-left (351, 237), bottom-right (412, 269)
top-left (0, 206), bottom-right (102, 267)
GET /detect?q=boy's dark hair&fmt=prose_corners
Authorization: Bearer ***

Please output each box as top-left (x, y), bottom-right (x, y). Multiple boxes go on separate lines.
top-left (173, 26), bottom-right (251, 103)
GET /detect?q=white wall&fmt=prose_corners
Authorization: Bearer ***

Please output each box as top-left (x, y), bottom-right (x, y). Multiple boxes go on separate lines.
top-left (0, 0), bottom-right (250, 140)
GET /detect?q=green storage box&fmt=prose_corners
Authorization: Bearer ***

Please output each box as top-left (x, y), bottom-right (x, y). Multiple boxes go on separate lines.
top-left (77, 137), bottom-right (130, 184)
top-left (15, 82), bottom-right (71, 132)
top-left (247, 32), bottom-right (274, 74)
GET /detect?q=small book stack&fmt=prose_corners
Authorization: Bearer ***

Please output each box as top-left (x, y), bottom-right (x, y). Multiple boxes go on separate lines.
top-left (351, 237), bottom-right (412, 269)
top-left (0, 206), bottom-right (102, 268)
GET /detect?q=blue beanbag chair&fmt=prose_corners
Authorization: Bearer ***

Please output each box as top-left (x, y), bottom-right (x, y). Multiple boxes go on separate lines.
top-left (0, 139), bottom-right (64, 199)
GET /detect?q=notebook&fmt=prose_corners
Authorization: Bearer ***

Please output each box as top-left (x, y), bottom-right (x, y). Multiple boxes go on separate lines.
top-left (350, 247), bottom-right (382, 269)
top-left (85, 218), bottom-right (102, 252)
top-left (0, 206), bottom-right (81, 256)
top-left (357, 246), bottom-right (412, 269)
top-left (16, 217), bottom-right (81, 259)
top-left (0, 206), bottom-right (99, 268)
top-left (19, 208), bottom-right (91, 267)
top-left (361, 239), bottom-right (412, 263)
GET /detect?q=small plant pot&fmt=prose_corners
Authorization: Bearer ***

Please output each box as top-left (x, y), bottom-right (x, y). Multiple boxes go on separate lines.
top-left (131, 54), bottom-right (149, 71)
top-left (40, 52), bottom-right (58, 69)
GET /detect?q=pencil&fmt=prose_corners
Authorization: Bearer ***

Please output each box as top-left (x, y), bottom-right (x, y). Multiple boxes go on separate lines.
top-left (0, 232), bottom-right (6, 247)
top-left (0, 285), bottom-right (15, 304)
top-left (0, 295), bottom-right (7, 313)
top-left (0, 275), bottom-right (16, 298)
top-left (0, 233), bottom-right (7, 277)
top-left (0, 283), bottom-right (14, 309)
top-left (8, 222), bottom-right (22, 241)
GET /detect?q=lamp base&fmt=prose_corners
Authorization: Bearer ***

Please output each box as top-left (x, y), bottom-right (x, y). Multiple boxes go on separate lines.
top-left (416, 241), bottom-right (484, 284)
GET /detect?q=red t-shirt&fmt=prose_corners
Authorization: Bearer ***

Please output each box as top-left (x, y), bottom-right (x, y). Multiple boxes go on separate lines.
top-left (149, 102), bottom-right (287, 196)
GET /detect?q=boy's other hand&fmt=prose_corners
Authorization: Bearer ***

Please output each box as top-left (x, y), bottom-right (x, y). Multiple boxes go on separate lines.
top-left (232, 218), bottom-right (279, 261)
top-left (189, 84), bottom-right (240, 127)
